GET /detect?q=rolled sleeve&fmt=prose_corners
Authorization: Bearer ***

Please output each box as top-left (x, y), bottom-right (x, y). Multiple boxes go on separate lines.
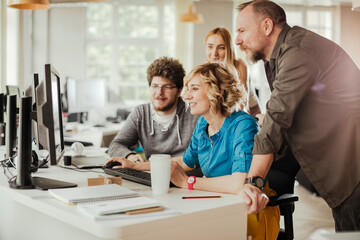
top-left (232, 117), bottom-right (258, 173)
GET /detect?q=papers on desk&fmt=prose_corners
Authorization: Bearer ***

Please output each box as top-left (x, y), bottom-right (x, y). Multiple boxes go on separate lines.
top-left (79, 206), bottom-right (180, 221)
top-left (77, 196), bottom-right (163, 215)
top-left (48, 184), bottom-right (139, 205)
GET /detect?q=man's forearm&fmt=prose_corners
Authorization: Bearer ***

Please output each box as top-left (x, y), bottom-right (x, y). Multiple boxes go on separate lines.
top-left (247, 153), bottom-right (274, 178)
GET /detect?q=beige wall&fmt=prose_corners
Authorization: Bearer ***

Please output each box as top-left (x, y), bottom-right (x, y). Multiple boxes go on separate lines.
top-left (340, 5), bottom-right (360, 67)
top-left (32, 7), bottom-right (86, 85)
top-left (193, 1), bottom-right (234, 67)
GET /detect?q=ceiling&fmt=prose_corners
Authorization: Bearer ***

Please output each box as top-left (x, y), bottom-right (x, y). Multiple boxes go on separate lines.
top-left (48, 0), bottom-right (354, 7)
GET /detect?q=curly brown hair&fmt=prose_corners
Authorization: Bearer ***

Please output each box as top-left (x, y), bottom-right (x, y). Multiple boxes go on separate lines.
top-left (183, 63), bottom-right (247, 116)
top-left (147, 57), bottom-right (185, 89)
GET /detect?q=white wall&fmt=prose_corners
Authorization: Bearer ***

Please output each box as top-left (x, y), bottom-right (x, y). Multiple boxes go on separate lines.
top-left (340, 5), bottom-right (360, 67)
top-left (31, 7), bottom-right (86, 90)
top-left (175, 0), bottom-right (194, 73)
top-left (48, 7), bottom-right (86, 81)
top-left (0, 1), bottom-right (6, 93)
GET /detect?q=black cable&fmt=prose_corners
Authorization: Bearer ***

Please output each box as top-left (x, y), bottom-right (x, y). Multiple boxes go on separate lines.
top-left (58, 164), bottom-right (103, 174)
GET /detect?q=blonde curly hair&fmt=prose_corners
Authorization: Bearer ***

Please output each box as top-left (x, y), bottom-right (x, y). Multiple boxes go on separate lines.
top-left (182, 63), bottom-right (247, 116)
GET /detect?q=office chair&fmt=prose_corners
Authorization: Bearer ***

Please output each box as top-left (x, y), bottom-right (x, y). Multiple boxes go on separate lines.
top-left (266, 146), bottom-right (300, 240)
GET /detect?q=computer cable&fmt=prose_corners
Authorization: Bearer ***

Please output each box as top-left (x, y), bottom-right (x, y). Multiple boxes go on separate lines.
top-left (1, 161), bottom-right (15, 181)
top-left (58, 164), bottom-right (103, 174)
top-left (0, 154), bottom-right (17, 168)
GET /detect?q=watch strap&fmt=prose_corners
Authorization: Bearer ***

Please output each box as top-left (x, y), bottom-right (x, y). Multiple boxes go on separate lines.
top-left (187, 176), bottom-right (196, 190)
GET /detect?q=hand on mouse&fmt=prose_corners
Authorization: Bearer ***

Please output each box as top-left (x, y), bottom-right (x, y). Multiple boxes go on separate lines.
top-left (106, 157), bottom-right (135, 169)
top-left (106, 157), bottom-right (151, 171)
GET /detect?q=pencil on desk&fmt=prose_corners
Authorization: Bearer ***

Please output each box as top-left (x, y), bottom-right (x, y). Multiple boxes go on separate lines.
top-left (182, 196), bottom-right (221, 199)
top-left (125, 206), bottom-right (164, 215)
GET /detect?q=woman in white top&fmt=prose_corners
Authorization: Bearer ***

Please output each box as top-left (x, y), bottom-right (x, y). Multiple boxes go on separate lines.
top-left (205, 27), bottom-right (261, 117)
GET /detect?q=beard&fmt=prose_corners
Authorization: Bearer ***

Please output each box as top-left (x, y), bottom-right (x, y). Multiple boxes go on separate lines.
top-left (240, 46), bottom-right (266, 63)
top-left (153, 97), bottom-right (178, 112)
top-left (250, 50), bottom-right (266, 63)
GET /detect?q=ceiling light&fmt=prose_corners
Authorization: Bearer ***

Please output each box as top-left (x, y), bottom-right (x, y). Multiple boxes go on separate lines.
top-left (180, 4), bottom-right (203, 24)
top-left (352, 0), bottom-right (360, 11)
top-left (8, 0), bottom-right (50, 10)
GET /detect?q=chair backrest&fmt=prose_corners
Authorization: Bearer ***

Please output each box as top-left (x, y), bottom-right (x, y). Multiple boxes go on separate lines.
top-left (267, 144), bottom-right (300, 195)
top-left (266, 168), bottom-right (295, 196)
top-left (266, 147), bottom-right (300, 240)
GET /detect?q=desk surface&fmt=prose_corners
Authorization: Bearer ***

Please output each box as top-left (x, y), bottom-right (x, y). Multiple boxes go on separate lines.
top-left (64, 122), bottom-right (124, 147)
top-left (0, 159), bottom-right (248, 240)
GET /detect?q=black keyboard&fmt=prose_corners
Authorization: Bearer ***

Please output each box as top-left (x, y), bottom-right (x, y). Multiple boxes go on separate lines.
top-left (103, 168), bottom-right (176, 187)
top-left (103, 168), bottom-right (152, 186)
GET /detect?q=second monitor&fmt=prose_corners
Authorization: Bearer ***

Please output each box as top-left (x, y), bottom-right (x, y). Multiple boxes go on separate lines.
top-left (66, 77), bottom-right (107, 114)
top-left (36, 64), bottom-right (65, 165)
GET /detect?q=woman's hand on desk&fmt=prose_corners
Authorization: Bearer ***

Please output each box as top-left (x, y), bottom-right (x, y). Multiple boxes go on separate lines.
top-left (170, 161), bottom-right (188, 189)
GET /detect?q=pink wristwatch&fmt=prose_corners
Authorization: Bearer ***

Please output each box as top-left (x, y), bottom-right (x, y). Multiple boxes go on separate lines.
top-left (187, 176), bottom-right (196, 190)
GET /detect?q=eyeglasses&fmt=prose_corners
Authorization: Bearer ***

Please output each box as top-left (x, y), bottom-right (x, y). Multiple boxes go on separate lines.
top-left (150, 84), bottom-right (177, 92)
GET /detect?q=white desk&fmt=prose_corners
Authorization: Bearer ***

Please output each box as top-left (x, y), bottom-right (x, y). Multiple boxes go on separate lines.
top-left (0, 162), bottom-right (248, 240)
top-left (64, 122), bottom-right (124, 147)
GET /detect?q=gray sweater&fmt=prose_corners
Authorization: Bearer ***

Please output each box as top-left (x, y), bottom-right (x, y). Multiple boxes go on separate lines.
top-left (108, 99), bottom-right (199, 160)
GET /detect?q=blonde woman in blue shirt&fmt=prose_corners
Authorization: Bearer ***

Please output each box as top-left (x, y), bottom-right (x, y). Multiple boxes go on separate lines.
top-left (109, 63), bottom-right (279, 240)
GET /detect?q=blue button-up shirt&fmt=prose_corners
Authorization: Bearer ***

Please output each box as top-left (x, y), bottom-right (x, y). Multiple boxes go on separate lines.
top-left (183, 111), bottom-right (259, 178)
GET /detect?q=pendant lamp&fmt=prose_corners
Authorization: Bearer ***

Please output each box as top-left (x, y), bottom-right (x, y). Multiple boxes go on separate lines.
top-left (180, 4), bottom-right (203, 24)
top-left (353, 0), bottom-right (360, 11)
top-left (8, 0), bottom-right (50, 10)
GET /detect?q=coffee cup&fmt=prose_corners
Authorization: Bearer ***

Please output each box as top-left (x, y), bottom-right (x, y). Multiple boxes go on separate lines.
top-left (149, 154), bottom-right (172, 194)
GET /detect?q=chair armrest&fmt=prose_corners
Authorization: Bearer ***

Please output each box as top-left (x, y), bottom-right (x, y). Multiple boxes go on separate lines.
top-left (267, 193), bottom-right (299, 206)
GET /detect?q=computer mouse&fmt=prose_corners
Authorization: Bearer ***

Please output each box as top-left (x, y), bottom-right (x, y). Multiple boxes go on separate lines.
top-left (102, 161), bottom-right (122, 169)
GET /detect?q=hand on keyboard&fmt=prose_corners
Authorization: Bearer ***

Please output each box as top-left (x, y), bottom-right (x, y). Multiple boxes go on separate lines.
top-left (127, 154), bottom-right (145, 163)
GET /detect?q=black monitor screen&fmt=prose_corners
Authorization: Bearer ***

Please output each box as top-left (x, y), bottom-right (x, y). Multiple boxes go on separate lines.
top-left (36, 64), bottom-right (65, 165)
top-left (6, 85), bottom-right (20, 108)
top-left (51, 72), bottom-right (62, 151)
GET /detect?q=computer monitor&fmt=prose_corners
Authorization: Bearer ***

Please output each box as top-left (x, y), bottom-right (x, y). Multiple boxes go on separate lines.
top-left (5, 95), bottom-right (17, 163)
top-left (36, 64), bottom-right (65, 165)
top-left (6, 85), bottom-right (20, 109)
top-left (0, 93), bottom-right (4, 123)
top-left (0, 94), bottom-right (5, 145)
top-left (23, 73), bottom-right (40, 148)
top-left (9, 64), bottom-right (77, 190)
top-left (66, 77), bottom-right (107, 114)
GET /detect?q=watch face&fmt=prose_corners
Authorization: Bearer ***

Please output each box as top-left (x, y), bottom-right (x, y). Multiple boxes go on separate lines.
top-left (187, 177), bottom-right (195, 184)
top-left (255, 177), bottom-right (264, 188)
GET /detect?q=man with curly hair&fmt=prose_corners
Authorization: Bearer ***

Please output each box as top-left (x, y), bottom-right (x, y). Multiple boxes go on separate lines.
top-left (108, 57), bottom-right (199, 164)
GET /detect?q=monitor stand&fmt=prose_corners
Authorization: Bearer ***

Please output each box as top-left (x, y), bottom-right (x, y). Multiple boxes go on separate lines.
top-left (9, 97), bottom-right (77, 190)
top-left (9, 176), bottom-right (77, 190)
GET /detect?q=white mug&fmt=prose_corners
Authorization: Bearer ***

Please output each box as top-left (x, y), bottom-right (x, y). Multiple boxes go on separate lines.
top-left (149, 154), bottom-right (172, 194)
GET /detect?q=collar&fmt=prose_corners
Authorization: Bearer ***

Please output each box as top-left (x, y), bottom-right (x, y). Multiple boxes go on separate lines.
top-left (200, 115), bottom-right (232, 140)
top-left (269, 23), bottom-right (291, 61)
